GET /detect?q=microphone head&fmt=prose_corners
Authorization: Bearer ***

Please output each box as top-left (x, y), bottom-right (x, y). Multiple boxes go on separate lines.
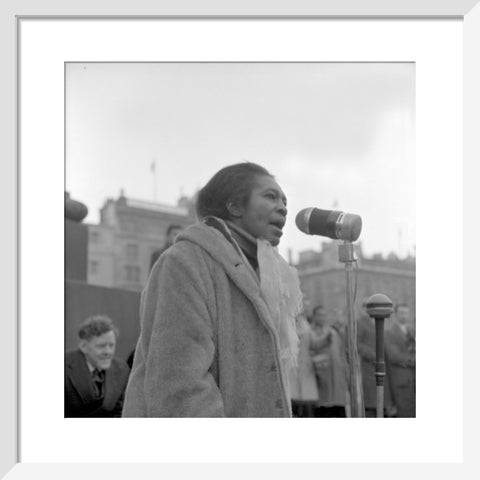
top-left (295, 207), bottom-right (362, 242)
top-left (337, 212), bottom-right (362, 242)
top-left (365, 294), bottom-right (394, 319)
top-left (295, 208), bottom-right (314, 234)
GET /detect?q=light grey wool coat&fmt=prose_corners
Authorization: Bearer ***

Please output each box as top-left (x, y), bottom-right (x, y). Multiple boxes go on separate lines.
top-left (122, 221), bottom-right (292, 417)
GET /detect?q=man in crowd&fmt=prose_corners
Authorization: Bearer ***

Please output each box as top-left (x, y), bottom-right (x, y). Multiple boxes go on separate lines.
top-left (309, 305), bottom-right (349, 417)
top-left (149, 224), bottom-right (183, 271)
top-left (65, 315), bottom-right (130, 417)
top-left (384, 304), bottom-right (416, 417)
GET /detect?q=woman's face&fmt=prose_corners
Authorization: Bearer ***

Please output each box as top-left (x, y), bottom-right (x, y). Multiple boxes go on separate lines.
top-left (232, 175), bottom-right (287, 246)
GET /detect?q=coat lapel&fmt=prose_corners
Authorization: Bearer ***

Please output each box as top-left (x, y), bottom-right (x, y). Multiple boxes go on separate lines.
top-left (67, 350), bottom-right (96, 405)
top-left (192, 222), bottom-right (275, 331)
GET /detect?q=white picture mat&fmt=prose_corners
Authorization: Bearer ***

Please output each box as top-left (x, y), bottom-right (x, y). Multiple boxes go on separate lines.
top-left (19, 18), bottom-right (462, 464)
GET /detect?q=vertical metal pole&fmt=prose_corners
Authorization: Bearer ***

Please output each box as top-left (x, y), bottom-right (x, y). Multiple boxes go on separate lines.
top-left (345, 261), bottom-right (357, 416)
top-left (375, 317), bottom-right (385, 418)
top-left (339, 242), bottom-right (364, 418)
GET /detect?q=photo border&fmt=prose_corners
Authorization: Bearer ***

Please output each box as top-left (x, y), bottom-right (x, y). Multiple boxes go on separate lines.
top-left (2, 0), bottom-right (479, 478)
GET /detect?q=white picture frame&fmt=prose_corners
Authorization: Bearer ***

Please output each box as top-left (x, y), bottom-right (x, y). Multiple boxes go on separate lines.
top-left (2, 0), bottom-right (479, 478)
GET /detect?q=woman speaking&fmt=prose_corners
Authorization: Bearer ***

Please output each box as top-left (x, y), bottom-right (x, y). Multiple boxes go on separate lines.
top-left (122, 162), bottom-right (303, 417)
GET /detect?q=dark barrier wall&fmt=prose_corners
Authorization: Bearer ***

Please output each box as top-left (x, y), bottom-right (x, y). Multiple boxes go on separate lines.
top-left (65, 280), bottom-right (141, 360)
top-left (65, 219), bottom-right (88, 282)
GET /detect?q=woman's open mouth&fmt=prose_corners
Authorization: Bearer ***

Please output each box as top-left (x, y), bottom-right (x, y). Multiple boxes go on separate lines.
top-left (269, 219), bottom-right (285, 236)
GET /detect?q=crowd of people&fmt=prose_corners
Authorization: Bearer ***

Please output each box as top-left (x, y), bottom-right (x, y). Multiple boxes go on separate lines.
top-left (290, 302), bottom-right (415, 418)
top-left (65, 162), bottom-right (415, 418)
top-left (64, 303), bottom-right (415, 418)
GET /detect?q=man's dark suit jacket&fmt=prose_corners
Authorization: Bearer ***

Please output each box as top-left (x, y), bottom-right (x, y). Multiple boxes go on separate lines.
top-left (65, 349), bottom-right (130, 417)
top-left (384, 323), bottom-right (416, 417)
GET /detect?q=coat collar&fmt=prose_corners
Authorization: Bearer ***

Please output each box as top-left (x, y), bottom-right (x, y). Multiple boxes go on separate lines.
top-left (176, 221), bottom-right (275, 330)
top-left (225, 220), bottom-right (258, 268)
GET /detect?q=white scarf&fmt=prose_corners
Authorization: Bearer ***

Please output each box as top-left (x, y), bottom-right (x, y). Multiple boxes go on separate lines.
top-left (256, 239), bottom-right (303, 374)
top-left (206, 217), bottom-right (303, 377)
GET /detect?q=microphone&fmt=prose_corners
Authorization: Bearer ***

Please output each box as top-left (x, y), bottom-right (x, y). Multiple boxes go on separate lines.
top-left (295, 208), bottom-right (362, 242)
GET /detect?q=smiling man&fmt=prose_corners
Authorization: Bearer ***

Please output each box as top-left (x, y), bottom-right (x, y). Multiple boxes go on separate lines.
top-left (65, 315), bottom-right (130, 417)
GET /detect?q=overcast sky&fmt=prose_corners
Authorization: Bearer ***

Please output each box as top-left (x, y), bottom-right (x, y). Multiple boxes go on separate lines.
top-left (65, 62), bottom-right (415, 262)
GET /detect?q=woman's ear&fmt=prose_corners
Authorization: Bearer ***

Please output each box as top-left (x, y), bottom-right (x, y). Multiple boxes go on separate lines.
top-left (226, 199), bottom-right (244, 219)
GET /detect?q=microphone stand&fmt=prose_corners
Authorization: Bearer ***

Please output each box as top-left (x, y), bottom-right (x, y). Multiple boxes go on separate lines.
top-left (366, 294), bottom-right (393, 418)
top-left (338, 241), bottom-right (365, 418)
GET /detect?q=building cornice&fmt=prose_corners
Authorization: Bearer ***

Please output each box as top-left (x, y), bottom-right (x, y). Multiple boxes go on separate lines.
top-left (298, 264), bottom-right (415, 279)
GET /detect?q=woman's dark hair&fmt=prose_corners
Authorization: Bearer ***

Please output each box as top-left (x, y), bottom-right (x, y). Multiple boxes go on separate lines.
top-left (196, 162), bottom-right (273, 220)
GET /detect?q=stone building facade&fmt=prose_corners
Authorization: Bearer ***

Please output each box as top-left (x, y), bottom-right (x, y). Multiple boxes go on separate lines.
top-left (296, 241), bottom-right (415, 319)
top-left (87, 191), bottom-right (196, 291)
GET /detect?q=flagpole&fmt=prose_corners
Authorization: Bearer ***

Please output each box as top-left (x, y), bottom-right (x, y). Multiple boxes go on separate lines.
top-left (151, 159), bottom-right (157, 202)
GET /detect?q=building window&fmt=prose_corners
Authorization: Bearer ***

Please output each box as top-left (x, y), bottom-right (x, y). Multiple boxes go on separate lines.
top-left (89, 260), bottom-right (99, 275)
top-left (89, 231), bottom-right (101, 244)
top-left (125, 265), bottom-right (140, 283)
top-left (126, 243), bottom-right (139, 261)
